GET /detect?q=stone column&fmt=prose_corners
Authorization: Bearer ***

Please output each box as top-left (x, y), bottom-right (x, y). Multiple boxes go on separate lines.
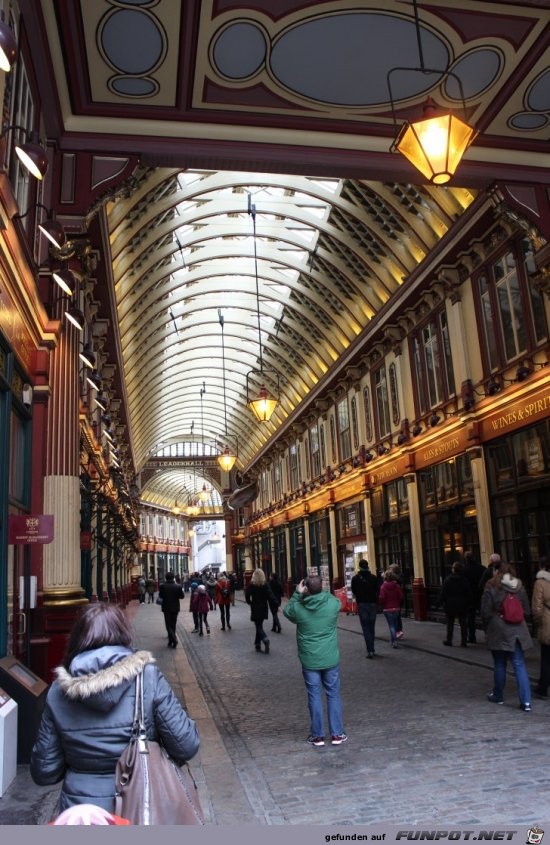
top-left (406, 474), bottom-right (428, 620)
top-left (467, 447), bottom-right (494, 566)
top-left (42, 322), bottom-right (85, 603)
top-left (223, 513), bottom-right (234, 572)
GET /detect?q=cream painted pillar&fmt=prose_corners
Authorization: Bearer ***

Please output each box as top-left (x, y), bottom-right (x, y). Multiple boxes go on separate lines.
top-left (406, 475), bottom-right (424, 581)
top-left (405, 474), bottom-right (429, 620)
top-left (328, 508), bottom-right (338, 581)
top-left (468, 447), bottom-right (494, 566)
top-left (42, 324), bottom-right (86, 606)
top-left (284, 523), bottom-right (291, 581)
top-left (224, 514), bottom-right (234, 572)
top-left (447, 294), bottom-right (471, 389)
top-left (363, 495), bottom-right (376, 571)
top-left (304, 515), bottom-right (311, 571)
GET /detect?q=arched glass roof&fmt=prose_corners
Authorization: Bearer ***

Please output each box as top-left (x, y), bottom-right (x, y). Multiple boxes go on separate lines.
top-left (105, 169), bottom-right (475, 508)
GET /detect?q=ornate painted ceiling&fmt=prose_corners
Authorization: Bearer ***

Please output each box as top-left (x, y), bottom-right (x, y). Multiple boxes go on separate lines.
top-left (21, 0), bottom-right (550, 509)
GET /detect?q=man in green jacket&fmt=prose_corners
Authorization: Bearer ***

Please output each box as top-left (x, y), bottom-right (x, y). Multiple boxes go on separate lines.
top-left (283, 575), bottom-right (347, 747)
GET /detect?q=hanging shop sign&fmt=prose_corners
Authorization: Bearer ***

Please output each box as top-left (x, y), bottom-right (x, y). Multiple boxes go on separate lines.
top-left (8, 514), bottom-right (54, 544)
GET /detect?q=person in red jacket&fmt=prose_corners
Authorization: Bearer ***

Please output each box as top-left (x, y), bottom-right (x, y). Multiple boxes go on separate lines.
top-left (379, 569), bottom-right (404, 649)
top-left (215, 572), bottom-right (232, 631)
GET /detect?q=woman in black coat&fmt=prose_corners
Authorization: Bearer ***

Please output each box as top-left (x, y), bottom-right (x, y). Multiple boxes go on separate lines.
top-left (30, 603), bottom-right (200, 813)
top-left (245, 568), bottom-right (273, 653)
top-left (268, 572), bottom-right (284, 633)
top-left (440, 560), bottom-right (472, 647)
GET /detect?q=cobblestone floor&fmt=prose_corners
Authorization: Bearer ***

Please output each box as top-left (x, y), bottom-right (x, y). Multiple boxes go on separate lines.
top-left (175, 597), bottom-right (549, 826)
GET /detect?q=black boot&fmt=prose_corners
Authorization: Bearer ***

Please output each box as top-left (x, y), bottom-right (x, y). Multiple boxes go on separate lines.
top-left (264, 639), bottom-right (270, 654)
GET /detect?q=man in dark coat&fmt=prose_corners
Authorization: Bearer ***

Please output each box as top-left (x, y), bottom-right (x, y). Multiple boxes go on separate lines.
top-left (158, 571), bottom-right (184, 648)
top-left (440, 561), bottom-right (472, 647)
top-left (351, 560), bottom-right (379, 658)
top-left (463, 550), bottom-right (486, 643)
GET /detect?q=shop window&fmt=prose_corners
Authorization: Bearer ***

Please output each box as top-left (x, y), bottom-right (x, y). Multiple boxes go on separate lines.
top-left (370, 486), bottom-right (385, 525)
top-left (419, 468), bottom-right (436, 509)
top-left (476, 244), bottom-right (547, 373)
top-left (412, 310), bottom-right (455, 415)
top-left (487, 441), bottom-right (515, 490)
top-left (513, 425), bottom-right (548, 479)
top-left (374, 364), bottom-right (391, 438)
top-left (386, 478), bottom-right (409, 519)
top-left (9, 407), bottom-right (29, 505)
top-left (337, 396), bottom-right (351, 460)
top-left (309, 423), bottom-right (321, 479)
top-left (338, 502), bottom-right (364, 539)
top-left (457, 453), bottom-right (474, 498)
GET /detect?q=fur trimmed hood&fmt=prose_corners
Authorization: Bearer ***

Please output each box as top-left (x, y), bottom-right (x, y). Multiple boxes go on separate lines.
top-left (54, 648), bottom-right (155, 712)
top-left (536, 569), bottom-right (550, 583)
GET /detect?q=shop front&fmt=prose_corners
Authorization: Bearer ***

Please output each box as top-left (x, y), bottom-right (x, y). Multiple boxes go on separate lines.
top-left (481, 384), bottom-right (550, 594)
top-left (308, 509), bottom-right (332, 590)
top-left (415, 430), bottom-right (480, 611)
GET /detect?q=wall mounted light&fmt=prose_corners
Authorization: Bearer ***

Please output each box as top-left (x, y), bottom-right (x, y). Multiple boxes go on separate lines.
top-left (364, 450), bottom-right (374, 463)
top-left (64, 304), bottom-right (85, 331)
top-left (516, 361), bottom-right (531, 382)
top-left (387, 0), bottom-right (477, 184)
top-left (0, 15), bottom-right (18, 72)
top-left (461, 378), bottom-right (476, 412)
top-left (94, 391), bottom-right (108, 412)
top-left (86, 370), bottom-right (102, 391)
top-left (246, 194), bottom-right (279, 422)
top-left (412, 422), bottom-right (422, 437)
top-left (52, 268), bottom-right (76, 296)
top-left (15, 202), bottom-right (65, 248)
top-left (79, 344), bottom-right (96, 369)
top-left (2, 123), bottom-right (48, 180)
top-left (429, 412), bottom-right (441, 427)
top-left (377, 443), bottom-right (389, 456)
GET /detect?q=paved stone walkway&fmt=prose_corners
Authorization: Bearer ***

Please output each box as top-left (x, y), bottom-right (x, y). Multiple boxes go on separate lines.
top-left (1, 594), bottom-right (548, 825)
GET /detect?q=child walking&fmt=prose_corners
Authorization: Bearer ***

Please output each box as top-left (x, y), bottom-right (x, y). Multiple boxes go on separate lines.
top-left (193, 584), bottom-right (213, 636)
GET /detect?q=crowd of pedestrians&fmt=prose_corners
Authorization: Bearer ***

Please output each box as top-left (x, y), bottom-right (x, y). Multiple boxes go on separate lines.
top-left (30, 549), bottom-right (548, 823)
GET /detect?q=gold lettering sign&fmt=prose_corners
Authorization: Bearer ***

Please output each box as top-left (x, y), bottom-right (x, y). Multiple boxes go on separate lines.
top-left (414, 430), bottom-right (467, 470)
top-left (481, 387), bottom-right (550, 442)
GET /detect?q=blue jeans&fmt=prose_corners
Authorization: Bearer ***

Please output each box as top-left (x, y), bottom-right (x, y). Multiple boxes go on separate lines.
top-left (358, 603), bottom-right (377, 653)
top-left (302, 665), bottom-right (344, 737)
top-left (491, 641), bottom-right (531, 705)
top-left (383, 610), bottom-right (400, 643)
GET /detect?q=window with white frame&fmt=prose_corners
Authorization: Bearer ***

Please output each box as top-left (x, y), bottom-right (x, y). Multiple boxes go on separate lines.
top-left (412, 309), bottom-right (455, 415)
top-left (319, 420), bottom-right (327, 469)
top-left (476, 242), bottom-right (547, 373)
top-left (309, 422), bottom-right (321, 479)
top-left (337, 396), bottom-right (352, 460)
top-left (374, 365), bottom-right (391, 438)
top-left (289, 442), bottom-right (299, 491)
top-left (273, 458), bottom-right (283, 501)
